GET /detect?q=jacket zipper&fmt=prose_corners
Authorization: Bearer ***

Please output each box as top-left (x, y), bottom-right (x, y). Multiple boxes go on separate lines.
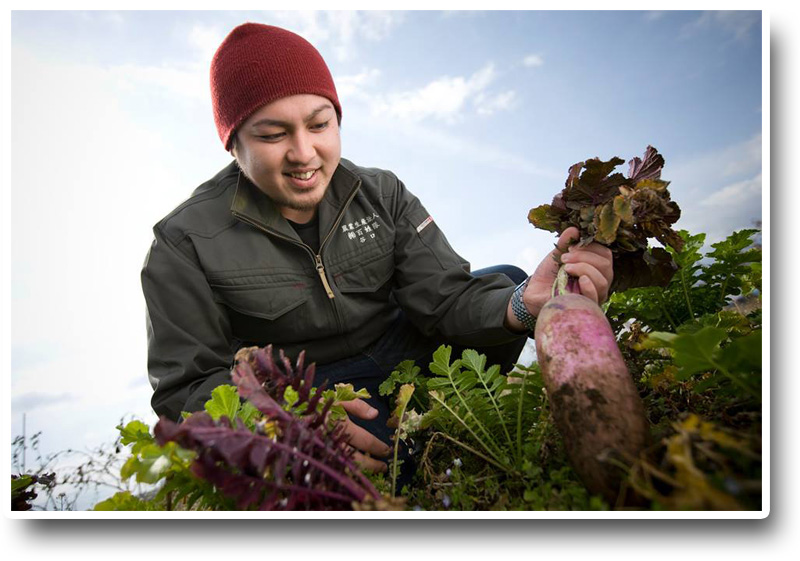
top-left (231, 179), bottom-right (362, 300)
top-left (314, 254), bottom-right (335, 298)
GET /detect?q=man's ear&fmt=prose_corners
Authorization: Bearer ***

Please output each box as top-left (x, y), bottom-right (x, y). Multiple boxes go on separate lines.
top-left (229, 134), bottom-right (238, 159)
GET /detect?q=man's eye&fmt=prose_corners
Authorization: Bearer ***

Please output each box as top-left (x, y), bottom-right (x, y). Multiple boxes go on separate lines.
top-left (258, 133), bottom-right (285, 141)
top-left (310, 120), bottom-right (329, 131)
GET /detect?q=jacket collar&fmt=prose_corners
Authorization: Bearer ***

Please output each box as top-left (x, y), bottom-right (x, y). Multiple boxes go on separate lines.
top-left (229, 159), bottom-right (361, 239)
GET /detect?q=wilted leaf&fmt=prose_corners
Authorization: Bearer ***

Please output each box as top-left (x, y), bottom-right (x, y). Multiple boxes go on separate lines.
top-left (528, 145), bottom-right (683, 293)
top-left (334, 383), bottom-right (371, 402)
top-left (527, 204), bottom-right (561, 232)
top-left (594, 202), bottom-right (621, 244)
top-left (613, 194), bottom-right (633, 224)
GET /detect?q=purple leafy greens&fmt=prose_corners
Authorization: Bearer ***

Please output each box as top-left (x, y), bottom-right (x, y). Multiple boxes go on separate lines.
top-left (154, 345), bottom-right (387, 510)
top-left (528, 146), bottom-right (683, 294)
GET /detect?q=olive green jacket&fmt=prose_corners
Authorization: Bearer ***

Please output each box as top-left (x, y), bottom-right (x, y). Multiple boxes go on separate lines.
top-left (142, 158), bottom-right (518, 420)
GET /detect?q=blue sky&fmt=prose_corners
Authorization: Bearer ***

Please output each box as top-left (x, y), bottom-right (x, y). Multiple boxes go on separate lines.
top-left (6, 10), bottom-right (764, 509)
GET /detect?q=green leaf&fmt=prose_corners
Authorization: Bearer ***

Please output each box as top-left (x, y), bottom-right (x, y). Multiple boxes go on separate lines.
top-left (283, 386), bottom-right (300, 409)
top-left (430, 345), bottom-right (458, 378)
top-left (121, 442), bottom-right (183, 484)
top-left (719, 330), bottom-right (762, 375)
top-left (378, 360), bottom-right (424, 398)
top-left (117, 420), bottom-right (154, 455)
top-left (238, 401), bottom-right (260, 428)
top-left (93, 491), bottom-right (161, 511)
top-left (460, 349), bottom-right (486, 376)
top-left (334, 383), bottom-right (371, 402)
top-left (669, 327), bottom-right (728, 380)
top-left (643, 331), bottom-right (678, 348)
top-left (204, 385), bottom-right (241, 423)
top-left (11, 475), bottom-right (35, 493)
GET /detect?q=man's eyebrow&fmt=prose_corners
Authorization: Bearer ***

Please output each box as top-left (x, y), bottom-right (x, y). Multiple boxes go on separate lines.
top-left (249, 104), bottom-right (333, 129)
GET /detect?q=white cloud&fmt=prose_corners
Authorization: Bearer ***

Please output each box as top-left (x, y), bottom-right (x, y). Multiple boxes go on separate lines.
top-left (645, 11), bottom-right (665, 22)
top-left (336, 68), bottom-right (382, 100)
top-left (682, 11), bottom-right (760, 43)
top-left (475, 90), bottom-right (517, 116)
top-left (700, 173), bottom-right (762, 208)
top-left (265, 10), bottom-right (404, 62)
top-left (111, 61), bottom-right (209, 103)
top-left (372, 62), bottom-right (510, 124)
top-left (12, 392), bottom-right (77, 413)
top-left (667, 133), bottom-right (763, 244)
top-left (187, 23), bottom-right (226, 67)
top-left (522, 54), bottom-right (544, 67)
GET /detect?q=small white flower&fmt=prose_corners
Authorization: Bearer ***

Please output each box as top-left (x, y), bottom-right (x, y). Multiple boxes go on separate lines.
top-left (453, 458), bottom-right (463, 468)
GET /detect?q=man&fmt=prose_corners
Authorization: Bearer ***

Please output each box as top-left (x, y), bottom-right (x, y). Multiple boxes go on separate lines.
top-left (141, 23), bottom-right (613, 473)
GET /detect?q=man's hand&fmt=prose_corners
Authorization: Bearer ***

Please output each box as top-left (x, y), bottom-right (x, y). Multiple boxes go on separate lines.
top-left (506, 227), bottom-right (614, 332)
top-left (338, 398), bottom-right (392, 473)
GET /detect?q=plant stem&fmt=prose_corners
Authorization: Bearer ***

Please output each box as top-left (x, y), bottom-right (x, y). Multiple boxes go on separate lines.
top-left (390, 400), bottom-right (409, 498)
top-left (444, 364), bottom-right (509, 466)
top-left (714, 363), bottom-right (761, 402)
top-left (657, 292), bottom-right (679, 331)
top-left (515, 369), bottom-right (528, 465)
top-left (429, 392), bottom-right (511, 472)
top-left (429, 431), bottom-right (514, 475)
top-left (679, 268), bottom-right (695, 319)
top-left (476, 367), bottom-right (515, 457)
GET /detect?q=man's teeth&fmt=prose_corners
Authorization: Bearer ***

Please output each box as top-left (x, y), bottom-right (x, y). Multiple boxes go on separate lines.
top-left (289, 170), bottom-right (315, 180)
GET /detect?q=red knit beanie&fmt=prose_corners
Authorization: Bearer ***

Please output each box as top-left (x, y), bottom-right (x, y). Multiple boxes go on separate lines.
top-left (210, 22), bottom-right (342, 150)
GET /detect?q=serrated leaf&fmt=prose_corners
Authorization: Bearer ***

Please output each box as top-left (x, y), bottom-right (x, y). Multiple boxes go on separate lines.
top-left (460, 349), bottom-right (487, 375)
top-left (118, 420), bottom-right (152, 445)
top-left (430, 345), bottom-right (459, 377)
top-left (379, 360), bottom-right (423, 397)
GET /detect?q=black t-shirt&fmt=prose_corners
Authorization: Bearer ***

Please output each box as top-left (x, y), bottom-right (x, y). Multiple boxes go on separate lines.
top-left (287, 214), bottom-right (320, 254)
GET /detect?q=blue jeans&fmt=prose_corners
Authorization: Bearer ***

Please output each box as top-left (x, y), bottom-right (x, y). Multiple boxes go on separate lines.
top-left (312, 265), bottom-right (529, 486)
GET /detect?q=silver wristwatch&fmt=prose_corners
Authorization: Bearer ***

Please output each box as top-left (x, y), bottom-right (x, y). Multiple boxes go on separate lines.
top-left (511, 277), bottom-right (537, 332)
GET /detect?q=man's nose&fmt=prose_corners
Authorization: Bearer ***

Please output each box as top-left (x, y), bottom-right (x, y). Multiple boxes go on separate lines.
top-left (287, 131), bottom-right (315, 163)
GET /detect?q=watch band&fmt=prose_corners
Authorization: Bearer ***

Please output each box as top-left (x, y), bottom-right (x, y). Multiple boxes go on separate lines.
top-left (511, 278), bottom-right (537, 332)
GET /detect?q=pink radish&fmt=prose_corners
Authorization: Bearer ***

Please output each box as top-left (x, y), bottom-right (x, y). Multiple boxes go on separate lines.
top-left (535, 289), bottom-right (649, 503)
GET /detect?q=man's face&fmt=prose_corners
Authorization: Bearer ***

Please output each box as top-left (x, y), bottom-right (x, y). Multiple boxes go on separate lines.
top-left (232, 94), bottom-right (341, 223)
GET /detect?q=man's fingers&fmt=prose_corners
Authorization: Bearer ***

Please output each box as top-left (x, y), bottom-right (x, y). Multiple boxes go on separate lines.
top-left (578, 275), bottom-right (600, 304)
top-left (352, 450), bottom-right (388, 473)
top-left (563, 262), bottom-right (609, 303)
top-left (341, 418), bottom-right (392, 457)
top-left (554, 227), bottom-right (580, 255)
top-left (562, 246), bottom-right (614, 281)
top-left (339, 398), bottom-right (379, 420)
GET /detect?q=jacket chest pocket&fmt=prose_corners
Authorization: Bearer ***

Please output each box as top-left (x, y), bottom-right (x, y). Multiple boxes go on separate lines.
top-left (331, 249), bottom-right (395, 295)
top-left (210, 275), bottom-right (311, 343)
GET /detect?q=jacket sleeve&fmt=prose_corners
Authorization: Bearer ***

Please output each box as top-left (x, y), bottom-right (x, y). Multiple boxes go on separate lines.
top-left (141, 225), bottom-right (236, 421)
top-left (389, 178), bottom-right (521, 347)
